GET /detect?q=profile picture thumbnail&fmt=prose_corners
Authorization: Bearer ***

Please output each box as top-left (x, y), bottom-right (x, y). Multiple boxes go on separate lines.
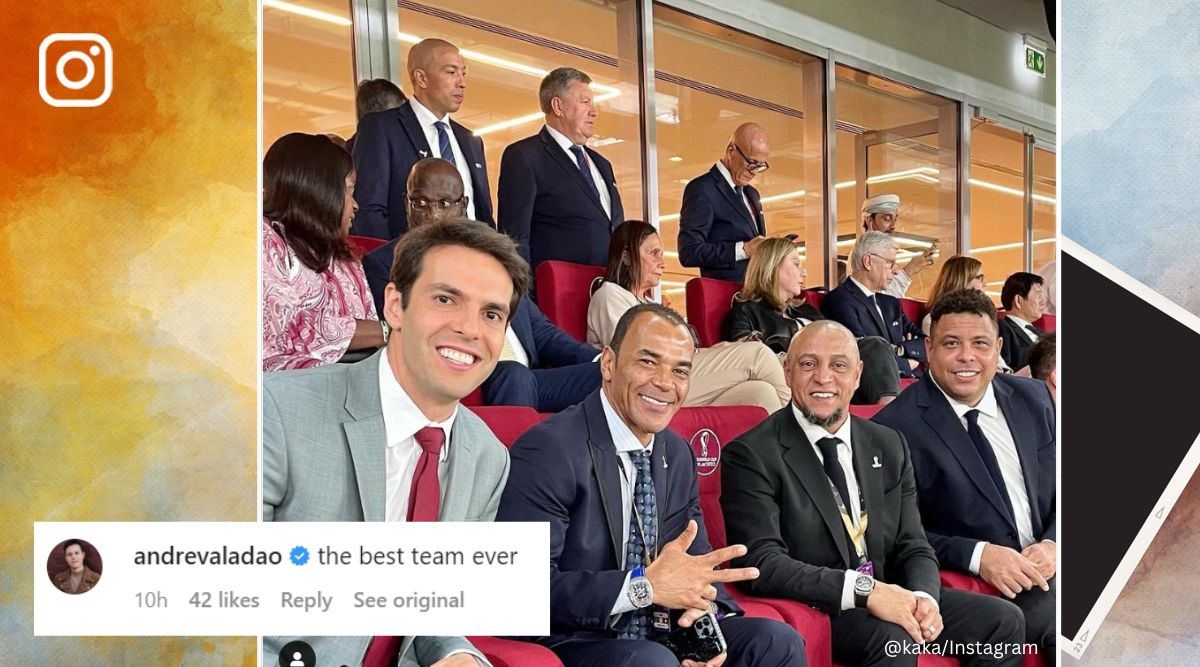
top-left (47, 538), bottom-right (102, 595)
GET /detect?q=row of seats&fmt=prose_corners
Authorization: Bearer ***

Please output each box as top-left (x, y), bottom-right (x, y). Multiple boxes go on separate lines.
top-left (466, 405), bottom-right (1044, 667)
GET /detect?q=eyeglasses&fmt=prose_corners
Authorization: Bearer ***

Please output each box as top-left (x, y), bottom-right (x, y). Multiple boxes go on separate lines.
top-left (732, 143), bottom-right (770, 174)
top-left (406, 194), bottom-right (466, 212)
top-left (868, 253), bottom-right (897, 270)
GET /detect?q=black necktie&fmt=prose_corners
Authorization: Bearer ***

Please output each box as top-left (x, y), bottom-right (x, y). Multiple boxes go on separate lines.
top-left (869, 294), bottom-right (888, 335)
top-left (1025, 324), bottom-right (1040, 340)
top-left (816, 437), bottom-right (852, 511)
top-left (964, 409), bottom-right (1015, 521)
top-left (569, 145), bottom-right (601, 199)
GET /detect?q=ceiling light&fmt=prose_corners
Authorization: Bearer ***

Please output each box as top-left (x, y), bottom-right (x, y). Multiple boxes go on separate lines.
top-left (264, 0), bottom-right (351, 26)
top-left (669, 156), bottom-right (683, 162)
top-left (969, 237), bottom-right (1055, 254)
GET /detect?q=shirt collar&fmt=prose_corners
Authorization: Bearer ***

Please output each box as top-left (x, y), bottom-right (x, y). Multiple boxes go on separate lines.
top-left (599, 387), bottom-right (654, 455)
top-left (544, 123), bottom-right (579, 152)
top-left (409, 97), bottom-right (450, 129)
top-left (929, 375), bottom-right (999, 420)
top-left (849, 276), bottom-right (877, 298)
top-left (378, 353), bottom-right (456, 460)
top-left (1005, 314), bottom-right (1032, 330)
top-left (791, 402), bottom-right (853, 452)
top-left (714, 161), bottom-right (737, 191)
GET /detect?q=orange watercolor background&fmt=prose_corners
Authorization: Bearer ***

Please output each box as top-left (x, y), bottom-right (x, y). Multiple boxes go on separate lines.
top-left (0, 0), bottom-right (257, 663)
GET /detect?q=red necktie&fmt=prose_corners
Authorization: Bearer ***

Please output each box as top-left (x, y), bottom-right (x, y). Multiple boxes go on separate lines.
top-left (407, 426), bottom-right (444, 522)
top-left (364, 428), bottom-right (445, 665)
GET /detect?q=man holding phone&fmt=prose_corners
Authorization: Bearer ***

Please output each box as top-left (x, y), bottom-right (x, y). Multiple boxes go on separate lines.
top-left (498, 303), bottom-right (807, 667)
top-left (861, 194), bottom-right (938, 299)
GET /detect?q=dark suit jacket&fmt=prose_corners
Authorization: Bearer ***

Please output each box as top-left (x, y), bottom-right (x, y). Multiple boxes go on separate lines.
top-left (497, 390), bottom-right (739, 647)
top-left (822, 279), bottom-right (926, 376)
top-left (997, 316), bottom-right (1043, 371)
top-left (872, 374), bottom-right (1056, 572)
top-left (497, 127), bottom-right (624, 273)
top-left (361, 238), bottom-right (592, 370)
top-left (724, 298), bottom-right (824, 354)
top-left (351, 104), bottom-right (493, 240)
top-left (721, 409), bottom-right (940, 615)
top-left (677, 166), bottom-right (766, 282)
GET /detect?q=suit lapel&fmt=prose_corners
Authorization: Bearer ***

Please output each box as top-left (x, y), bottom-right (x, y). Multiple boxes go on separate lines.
top-left (540, 128), bottom-right (607, 216)
top-left (850, 419), bottom-right (886, 567)
top-left (451, 121), bottom-right (488, 203)
top-left (708, 167), bottom-right (757, 236)
top-left (592, 150), bottom-right (621, 228)
top-left (584, 395), bottom-right (627, 567)
top-left (916, 380), bottom-right (1018, 531)
top-left (650, 431), bottom-right (669, 549)
top-left (439, 416), bottom-right (479, 521)
top-left (779, 415), bottom-right (852, 566)
top-left (994, 379), bottom-right (1042, 535)
top-left (511, 300), bottom-right (537, 368)
top-left (849, 285), bottom-right (890, 339)
top-left (745, 185), bottom-right (766, 236)
top-left (343, 352), bottom-right (388, 522)
top-left (397, 104), bottom-right (434, 159)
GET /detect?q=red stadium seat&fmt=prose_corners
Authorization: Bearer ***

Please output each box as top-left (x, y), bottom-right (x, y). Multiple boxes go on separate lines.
top-left (899, 377), bottom-right (918, 391)
top-left (468, 406), bottom-right (543, 448)
top-left (535, 261), bottom-right (606, 342)
top-left (804, 289), bottom-right (826, 311)
top-left (670, 405), bottom-right (837, 667)
top-left (848, 404), bottom-right (884, 420)
top-left (346, 234), bottom-right (387, 255)
top-left (1033, 313), bottom-right (1055, 332)
top-left (685, 277), bottom-right (743, 347)
top-left (469, 636), bottom-right (563, 667)
top-left (899, 298), bottom-right (925, 326)
top-left (462, 388), bottom-right (484, 407)
top-left (939, 572), bottom-right (1046, 667)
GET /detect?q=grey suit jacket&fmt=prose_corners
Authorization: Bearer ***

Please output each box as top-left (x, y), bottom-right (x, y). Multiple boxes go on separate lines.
top-left (263, 351), bottom-right (509, 667)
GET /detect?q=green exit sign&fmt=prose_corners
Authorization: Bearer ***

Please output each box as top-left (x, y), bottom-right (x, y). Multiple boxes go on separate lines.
top-left (1025, 45), bottom-right (1046, 77)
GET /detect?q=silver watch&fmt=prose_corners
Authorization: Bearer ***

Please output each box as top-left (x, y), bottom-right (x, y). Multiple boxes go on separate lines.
top-left (628, 568), bottom-right (654, 609)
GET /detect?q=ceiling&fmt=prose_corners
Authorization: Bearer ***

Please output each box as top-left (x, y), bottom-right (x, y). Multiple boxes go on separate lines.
top-left (937, 0), bottom-right (1054, 46)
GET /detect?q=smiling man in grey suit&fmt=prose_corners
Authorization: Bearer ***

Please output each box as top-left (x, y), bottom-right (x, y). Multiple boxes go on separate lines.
top-left (263, 220), bottom-right (529, 667)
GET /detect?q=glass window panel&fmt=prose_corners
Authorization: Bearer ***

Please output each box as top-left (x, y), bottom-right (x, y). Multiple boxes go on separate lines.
top-left (398, 0), bottom-right (645, 230)
top-left (263, 0), bottom-right (356, 149)
top-left (1032, 145), bottom-right (1057, 274)
top-left (969, 122), bottom-right (1026, 303)
top-left (652, 5), bottom-right (826, 313)
top-left (834, 65), bottom-right (959, 301)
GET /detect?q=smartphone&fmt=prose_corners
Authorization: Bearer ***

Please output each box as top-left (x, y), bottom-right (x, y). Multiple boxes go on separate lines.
top-left (657, 612), bottom-right (727, 662)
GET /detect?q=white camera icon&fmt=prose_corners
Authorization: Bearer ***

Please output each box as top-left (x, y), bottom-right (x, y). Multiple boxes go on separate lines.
top-left (39, 33), bottom-right (113, 107)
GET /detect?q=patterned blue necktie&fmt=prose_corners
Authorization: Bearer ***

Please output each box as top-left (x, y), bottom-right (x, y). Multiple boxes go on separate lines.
top-left (619, 449), bottom-right (657, 640)
top-left (569, 145), bottom-right (601, 199)
top-left (434, 121), bottom-right (456, 166)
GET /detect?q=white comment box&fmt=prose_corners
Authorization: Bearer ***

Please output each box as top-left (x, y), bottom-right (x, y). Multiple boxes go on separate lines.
top-left (35, 522), bottom-right (548, 636)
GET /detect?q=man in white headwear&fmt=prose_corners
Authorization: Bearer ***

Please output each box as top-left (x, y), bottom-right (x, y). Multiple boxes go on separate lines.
top-left (861, 194), bottom-right (938, 298)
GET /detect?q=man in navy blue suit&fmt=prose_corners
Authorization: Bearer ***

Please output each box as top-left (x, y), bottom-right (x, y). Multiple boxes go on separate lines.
top-left (363, 158), bottom-right (601, 412)
top-left (873, 289), bottom-right (1055, 660)
top-left (822, 232), bottom-right (925, 378)
top-left (498, 303), bottom-right (807, 667)
top-left (678, 123), bottom-right (772, 283)
top-left (497, 67), bottom-right (624, 277)
top-left (352, 38), bottom-right (492, 239)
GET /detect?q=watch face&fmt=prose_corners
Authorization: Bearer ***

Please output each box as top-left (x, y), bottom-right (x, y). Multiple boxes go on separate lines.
top-left (629, 578), bottom-right (653, 606)
top-left (854, 576), bottom-right (874, 595)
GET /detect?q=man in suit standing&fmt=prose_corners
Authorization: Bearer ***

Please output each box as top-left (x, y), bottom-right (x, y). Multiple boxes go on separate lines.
top-left (678, 123), bottom-right (771, 283)
top-left (997, 272), bottom-right (1046, 372)
top-left (353, 39), bottom-right (492, 239)
top-left (874, 289), bottom-right (1055, 660)
top-left (363, 158), bottom-right (602, 412)
top-left (722, 320), bottom-right (1025, 666)
top-left (498, 67), bottom-right (624, 278)
top-left (498, 303), bottom-right (808, 667)
top-left (347, 78), bottom-right (407, 155)
top-left (859, 194), bottom-right (937, 299)
top-left (264, 220), bottom-right (530, 667)
top-left (822, 231), bottom-right (925, 378)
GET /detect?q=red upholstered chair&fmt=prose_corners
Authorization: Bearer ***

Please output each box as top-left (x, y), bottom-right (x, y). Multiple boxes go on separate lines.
top-left (899, 377), bottom-right (918, 391)
top-left (535, 261), bottom-right (606, 341)
top-left (804, 289), bottom-right (826, 311)
top-left (685, 277), bottom-right (743, 347)
top-left (939, 572), bottom-right (1046, 667)
top-left (1033, 313), bottom-right (1055, 332)
top-left (468, 406), bottom-right (543, 448)
top-left (848, 404), bottom-right (884, 420)
top-left (347, 234), bottom-right (388, 255)
top-left (669, 405), bottom-right (836, 667)
top-left (462, 388), bottom-right (484, 407)
top-left (899, 298), bottom-right (925, 326)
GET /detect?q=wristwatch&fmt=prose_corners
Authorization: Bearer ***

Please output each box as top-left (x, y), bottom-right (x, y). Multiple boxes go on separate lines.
top-left (627, 566), bottom-right (654, 609)
top-left (853, 573), bottom-right (875, 608)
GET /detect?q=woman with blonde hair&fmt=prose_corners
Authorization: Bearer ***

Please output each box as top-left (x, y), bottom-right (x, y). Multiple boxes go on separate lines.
top-left (921, 255), bottom-right (985, 334)
top-left (726, 236), bottom-right (901, 404)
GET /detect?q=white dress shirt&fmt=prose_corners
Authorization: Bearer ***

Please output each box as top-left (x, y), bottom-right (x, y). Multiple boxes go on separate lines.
top-left (599, 388), bottom-right (660, 617)
top-left (929, 379), bottom-right (1038, 574)
top-left (1004, 314), bottom-right (1041, 343)
top-left (409, 97), bottom-right (477, 221)
top-left (849, 276), bottom-right (888, 327)
top-left (714, 161), bottom-right (760, 262)
top-left (380, 355), bottom-right (457, 523)
top-left (501, 326), bottom-right (530, 366)
top-left (792, 407), bottom-right (937, 611)
top-left (544, 124), bottom-right (611, 218)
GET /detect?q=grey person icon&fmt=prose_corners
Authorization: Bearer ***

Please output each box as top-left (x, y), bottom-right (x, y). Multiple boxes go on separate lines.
top-left (278, 640), bottom-right (315, 667)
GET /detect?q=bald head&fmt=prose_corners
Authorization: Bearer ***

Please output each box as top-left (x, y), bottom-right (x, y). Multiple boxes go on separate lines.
top-left (406, 158), bottom-right (467, 228)
top-left (407, 39), bottom-right (466, 117)
top-left (787, 320), bottom-right (859, 364)
top-left (722, 122), bottom-right (770, 186)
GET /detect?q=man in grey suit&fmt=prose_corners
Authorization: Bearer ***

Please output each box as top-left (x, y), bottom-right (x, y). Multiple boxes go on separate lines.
top-left (263, 220), bottom-right (530, 667)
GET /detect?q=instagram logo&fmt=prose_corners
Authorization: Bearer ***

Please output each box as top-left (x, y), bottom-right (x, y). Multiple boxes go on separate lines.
top-left (39, 33), bottom-right (113, 107)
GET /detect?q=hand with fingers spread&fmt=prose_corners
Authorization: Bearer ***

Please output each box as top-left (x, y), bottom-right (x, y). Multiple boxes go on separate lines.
top-left (902, 242), bottom-right (938, 278)
top-left (645, 520), bottom-right (759, 611)
top-left (864, 580), bottom-right (924, 643)
top-left (1021, 540), bottom-right (1057, 579)
top-left (979, 543), bottom-right (1050, 599)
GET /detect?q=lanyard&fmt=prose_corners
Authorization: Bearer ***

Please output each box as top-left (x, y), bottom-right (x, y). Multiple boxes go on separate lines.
top-left (825, 472), bottom-right (869, 566)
